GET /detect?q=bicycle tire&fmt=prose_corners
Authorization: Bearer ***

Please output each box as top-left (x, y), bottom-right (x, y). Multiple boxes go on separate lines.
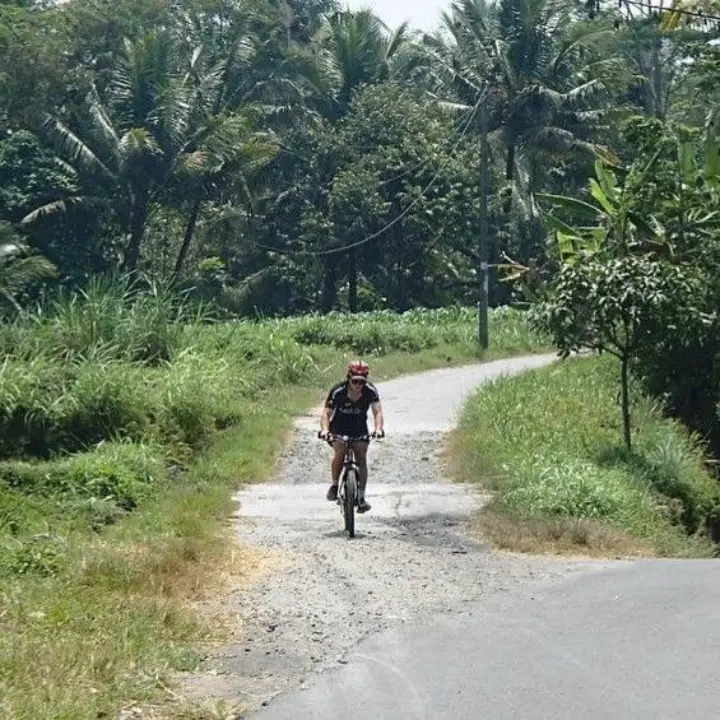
top-left (343, 467), bottom-right (357, 539)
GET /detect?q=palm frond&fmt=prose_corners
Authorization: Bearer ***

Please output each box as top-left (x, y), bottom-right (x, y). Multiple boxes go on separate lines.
top-left (87, 87), bottom-right (121, 158)
top-left (0, 231), bottom-right (56, 303)
top-left (119, 128), bottom-right (161, 157)
top-left (385, 22), bottom-right (409, 60)
top-left (21, 196), bottom-right (101, 226)
top-left (550, 23), bottom-right (615, 75)
top-left (42, 114), bottom-right (117, 181)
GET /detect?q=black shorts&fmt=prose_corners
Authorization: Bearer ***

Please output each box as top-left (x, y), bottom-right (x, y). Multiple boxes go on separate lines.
top-left (329, 419), bottom-right (369, 439)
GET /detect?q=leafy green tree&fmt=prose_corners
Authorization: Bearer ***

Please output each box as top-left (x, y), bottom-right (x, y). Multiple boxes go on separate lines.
top-left (534, 114), bottom-right (720, 451)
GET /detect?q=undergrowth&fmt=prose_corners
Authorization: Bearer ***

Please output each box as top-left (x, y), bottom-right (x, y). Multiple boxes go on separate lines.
top-left (0, 278), bottom-right (546, 719)
top-left (451, 355), bottom-right (720, 558)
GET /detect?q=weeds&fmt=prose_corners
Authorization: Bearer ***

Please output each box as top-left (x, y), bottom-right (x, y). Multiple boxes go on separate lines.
top-left (0, 280), bottom-right (545, 719)
top-left (451, 355), bottom-right (720, 557)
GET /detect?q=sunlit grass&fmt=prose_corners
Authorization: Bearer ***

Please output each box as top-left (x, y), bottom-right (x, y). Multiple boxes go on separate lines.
top-left (450, 355), bottom-right (719, 557)
top-left (0, 281), bottom-right (546, 719)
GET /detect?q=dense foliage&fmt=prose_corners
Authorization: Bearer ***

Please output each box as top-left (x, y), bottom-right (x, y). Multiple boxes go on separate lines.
top-left (1, 2), bottom-right (719, 465)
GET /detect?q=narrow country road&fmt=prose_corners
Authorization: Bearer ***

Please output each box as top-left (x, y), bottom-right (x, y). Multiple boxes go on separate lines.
top-left (183, 354), bottom-right (720, 718)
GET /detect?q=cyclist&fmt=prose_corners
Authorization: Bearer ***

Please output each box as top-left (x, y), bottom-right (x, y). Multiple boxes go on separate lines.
top-left (319, 359), bottom-right (385, 513)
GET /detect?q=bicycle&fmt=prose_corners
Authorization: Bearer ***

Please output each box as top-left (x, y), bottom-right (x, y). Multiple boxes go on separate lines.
top-left (318, 432), bottom-right (381, 539)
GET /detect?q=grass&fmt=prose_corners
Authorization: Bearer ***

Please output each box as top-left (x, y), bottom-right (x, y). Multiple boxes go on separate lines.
top-left (0, 279), bottom-right (547, 720)
top-left (450, 354), bottom-right (720, 558)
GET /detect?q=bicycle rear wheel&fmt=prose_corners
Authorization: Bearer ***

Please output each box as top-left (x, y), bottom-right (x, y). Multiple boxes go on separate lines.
top-left (342, 468), bottom-right (357, 538)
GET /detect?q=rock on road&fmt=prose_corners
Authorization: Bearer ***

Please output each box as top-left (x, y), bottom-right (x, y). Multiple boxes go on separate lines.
top-left (184, 354), bottom-right (720, 718)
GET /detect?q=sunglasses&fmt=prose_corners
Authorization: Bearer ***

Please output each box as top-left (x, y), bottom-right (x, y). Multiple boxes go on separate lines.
top-left (350, 378), bottom-right (366, 385)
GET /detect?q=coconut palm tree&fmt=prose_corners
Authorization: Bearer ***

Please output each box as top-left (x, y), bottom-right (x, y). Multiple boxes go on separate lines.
top-left (23, 27), bottom-right (276, 273)
top-left (309, 9), bottom-right (409, 120)
top-left (22, 31), bottom-right (202, 271)
top-left (427, 0), bottom-right (618, 205)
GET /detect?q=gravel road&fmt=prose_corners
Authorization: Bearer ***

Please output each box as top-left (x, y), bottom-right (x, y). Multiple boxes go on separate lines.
top-left (183, 354), bottom-right (600, 713)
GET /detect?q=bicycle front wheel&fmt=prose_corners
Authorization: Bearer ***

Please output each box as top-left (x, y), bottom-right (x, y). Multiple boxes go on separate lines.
top-left (342, 468), bottom-right (357, 539)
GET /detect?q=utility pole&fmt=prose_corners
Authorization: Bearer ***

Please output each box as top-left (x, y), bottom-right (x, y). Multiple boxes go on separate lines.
top-left (477, 95), bottom-right (490, 350)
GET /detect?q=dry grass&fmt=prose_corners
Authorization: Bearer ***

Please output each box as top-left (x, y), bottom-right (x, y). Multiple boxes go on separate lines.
top-left (474, 504), bottom-right (655, 558)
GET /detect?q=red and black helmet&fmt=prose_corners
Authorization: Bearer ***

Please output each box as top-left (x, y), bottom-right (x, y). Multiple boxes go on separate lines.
top-left (347, 359), bottom-right (370, 380)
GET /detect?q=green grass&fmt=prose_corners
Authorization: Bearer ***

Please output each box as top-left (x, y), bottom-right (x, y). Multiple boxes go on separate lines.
top-left (0, 281), bottom-right (546, 720)
top-left (450, 354), bottom-right (720, 558)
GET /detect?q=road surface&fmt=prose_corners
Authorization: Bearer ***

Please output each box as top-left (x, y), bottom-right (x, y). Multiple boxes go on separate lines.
top-left (183, 354), bottom-right (720, 718)
top-left (252, 559), bottom-right (720, 719)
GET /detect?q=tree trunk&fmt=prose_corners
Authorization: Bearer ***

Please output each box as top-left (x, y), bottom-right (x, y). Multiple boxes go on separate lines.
top-left (478, 101), bottom-right (490, 349)
top-left (620, 352), bottom-right (632, 451)
top-left (347, 247), bottom-right (358, 313)
top-left (174, 197), bottom-right (202, 276)
top-left (123, 192), bottom-right (149, 272)
top-left (503, 143), bottom-right (515, 215)
top-left (321, 256), bottom-right (338, 312)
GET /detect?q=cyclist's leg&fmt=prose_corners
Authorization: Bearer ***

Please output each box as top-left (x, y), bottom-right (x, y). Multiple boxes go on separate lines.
top-left (327, 441), bottom-right (344, 501)
top-left (353, 440), bottom-right (371, 512)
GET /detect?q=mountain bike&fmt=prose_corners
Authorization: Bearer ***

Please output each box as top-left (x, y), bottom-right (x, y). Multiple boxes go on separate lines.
top-left (319, 432), bottom-right (378, 539)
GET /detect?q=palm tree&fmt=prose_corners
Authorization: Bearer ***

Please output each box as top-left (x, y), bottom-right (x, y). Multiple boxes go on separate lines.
top-left (428, 0), bottom-right (617, 204)
top-left (22, 31), bottom-right (201, 271)
top-left (420, 0), bottom-right (620, 316)
top-left (169, 5), bottom-right (285, 274)
top-left (310, 9), bottom-right (409, 120)
top-left (23, 28), bottom-right (276, 274)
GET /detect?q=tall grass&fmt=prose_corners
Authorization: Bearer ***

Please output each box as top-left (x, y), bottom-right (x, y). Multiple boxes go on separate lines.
top-left (0, 280), bottom-right (547, 719)
top-left (451, 355), bottom-right (720, 557)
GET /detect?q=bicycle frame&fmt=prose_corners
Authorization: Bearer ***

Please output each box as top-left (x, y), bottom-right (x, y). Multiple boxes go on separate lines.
top-left (324, 434), bottom-right (372, 538)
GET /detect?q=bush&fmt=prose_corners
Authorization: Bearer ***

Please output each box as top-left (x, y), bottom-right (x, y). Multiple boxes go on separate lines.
top-left (0, 357), bottom-right (148, 458)
top-left (0, 355), bottom-right (71, 458)
top-left (0, 440), bottom-right (167, 510)
top-left (277, 306), bottom-right (544, 355)
top-left (0, 275), bottom-right (203, 364)
top-left (148, 351), bottom-right (246, 450)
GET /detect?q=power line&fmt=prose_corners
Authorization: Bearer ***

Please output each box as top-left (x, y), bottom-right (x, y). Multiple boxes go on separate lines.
top-left (250, 90), bottom-right (486, 258)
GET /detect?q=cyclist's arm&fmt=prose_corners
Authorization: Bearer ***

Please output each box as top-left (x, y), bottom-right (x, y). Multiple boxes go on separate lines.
top-left (320, 405), bottom-right (332, 435)
top-left (371, 401), bottom-right (384, 434)
top-left (321, 387), bottom-right (335, 435)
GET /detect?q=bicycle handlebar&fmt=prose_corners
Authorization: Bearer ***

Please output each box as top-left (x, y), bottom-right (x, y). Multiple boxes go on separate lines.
top-left (317, 431), bottom-right (383, 442)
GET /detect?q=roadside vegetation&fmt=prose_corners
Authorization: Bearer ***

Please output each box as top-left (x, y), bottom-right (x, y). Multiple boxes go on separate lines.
top-left (2, 0), bottom-right (720, 715)
top-left (451, 355), bottom-right (720, 558)
top-left (0, 284), bottom-right (543, 719)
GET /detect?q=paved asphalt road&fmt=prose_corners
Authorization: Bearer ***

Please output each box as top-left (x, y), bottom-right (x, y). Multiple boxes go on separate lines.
top-left (251, 559), bottom-right (720, 719)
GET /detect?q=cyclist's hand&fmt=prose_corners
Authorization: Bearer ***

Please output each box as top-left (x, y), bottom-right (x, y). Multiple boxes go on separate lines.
top-left (372, 430), bottom-right (385, 439)
top-left (318, 430), bottom-right (330, 441)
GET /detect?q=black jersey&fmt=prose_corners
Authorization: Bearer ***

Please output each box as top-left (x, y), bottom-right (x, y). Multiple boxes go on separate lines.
top-left (325, 381), bottom-right (380, 436)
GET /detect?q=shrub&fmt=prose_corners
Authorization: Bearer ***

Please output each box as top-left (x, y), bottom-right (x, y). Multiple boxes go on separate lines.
top-left (0, 440), bottom-right (167, 510)
top-left (57, 361), bottom-right (148, 449)
top-left (0, 355), bottom-right (71, 458)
